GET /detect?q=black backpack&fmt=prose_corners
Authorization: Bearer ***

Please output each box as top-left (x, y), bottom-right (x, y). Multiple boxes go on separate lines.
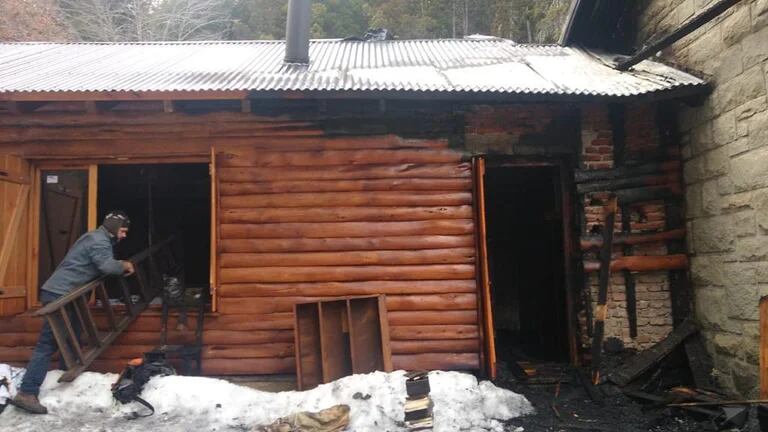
top-left (112, 352), bottom-right (175, 418)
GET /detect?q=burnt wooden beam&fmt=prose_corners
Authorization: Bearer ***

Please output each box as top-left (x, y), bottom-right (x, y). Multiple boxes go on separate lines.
top-left (581, 228), bottom-right (685, 250)
top-left (575, 161), bottom-right (677, 183)
top-left (583, 254), bottom-right (688, 273)
top-left (576, 172), bottom-right (678, 193)
top-left (621, 204), bottom-right (638, 338)
top-left (616, 0), bottom-right (745, 70)
top-left (591, 196), bottom-right (617, 384)
top-left (607, 319), bottom-right (697, 386)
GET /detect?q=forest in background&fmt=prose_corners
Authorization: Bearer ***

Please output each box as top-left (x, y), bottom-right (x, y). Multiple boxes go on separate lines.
top-left (0, 0), bottom-right (571, 43)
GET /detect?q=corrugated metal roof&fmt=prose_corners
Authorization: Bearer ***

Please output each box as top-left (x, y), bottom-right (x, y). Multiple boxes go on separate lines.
top-left (0, 39), bottom-right (706, 98)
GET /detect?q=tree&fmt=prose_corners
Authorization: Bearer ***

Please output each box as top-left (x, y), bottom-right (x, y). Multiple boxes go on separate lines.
top-left (58, 0), bottom-right (235, 41)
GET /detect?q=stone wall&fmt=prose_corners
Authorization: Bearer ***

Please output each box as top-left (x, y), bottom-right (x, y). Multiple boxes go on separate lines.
top-left (637, 0), bottom-right (768, 397)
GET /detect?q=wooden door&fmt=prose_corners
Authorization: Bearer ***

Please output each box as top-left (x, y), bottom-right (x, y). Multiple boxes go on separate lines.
top-left (0, 155), bottom-right (31, 316)
top-left (37, 169), bottom-right (89, 288)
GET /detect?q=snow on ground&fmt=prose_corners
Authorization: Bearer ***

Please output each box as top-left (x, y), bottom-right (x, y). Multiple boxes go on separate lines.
top-left (0, 365), bottom-right (533, 431)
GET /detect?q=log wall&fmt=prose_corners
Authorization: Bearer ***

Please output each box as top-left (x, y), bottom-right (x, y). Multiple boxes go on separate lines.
top-left (214, 137), bottom-right (480, 373)
top-left (0, 109), bottom-right (481, 375)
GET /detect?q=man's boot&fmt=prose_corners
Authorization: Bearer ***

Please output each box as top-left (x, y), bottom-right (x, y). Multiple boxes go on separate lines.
top-left (9, 391), bottom-right (48, 414)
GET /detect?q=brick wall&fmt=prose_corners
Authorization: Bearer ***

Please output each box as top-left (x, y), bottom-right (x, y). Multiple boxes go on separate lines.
top-left (637, 0), bottom-right (768, 397)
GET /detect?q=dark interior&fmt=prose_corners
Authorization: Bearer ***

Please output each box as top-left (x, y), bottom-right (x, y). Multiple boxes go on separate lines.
top-left (484, 165), bottom-right (569, 362)
top-left (97, 164), bottom-right (210, 291)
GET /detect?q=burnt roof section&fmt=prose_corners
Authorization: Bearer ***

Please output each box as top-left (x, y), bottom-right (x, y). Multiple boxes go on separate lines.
top-left (560, 0), bottom-right (637, 53)
top-left (0, 39), bottom-right (705, 101)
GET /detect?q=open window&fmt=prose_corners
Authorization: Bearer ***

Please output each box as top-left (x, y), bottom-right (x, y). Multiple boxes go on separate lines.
top-left (30, 161), bottom-right (214, 310)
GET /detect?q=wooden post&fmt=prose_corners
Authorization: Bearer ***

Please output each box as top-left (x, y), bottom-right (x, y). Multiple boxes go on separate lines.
top-left (592, 196), bottom-right (617, 384)
top-left (761, 295), bottom-right (768, 399)
top-left (620, 204), bottom-right (638, 338)
top-left (473, 157), bottom-right (496, 378)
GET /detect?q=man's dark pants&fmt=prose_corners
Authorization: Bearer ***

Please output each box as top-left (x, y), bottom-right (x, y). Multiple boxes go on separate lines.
top-left (20, 290), bottom-right (81, 396)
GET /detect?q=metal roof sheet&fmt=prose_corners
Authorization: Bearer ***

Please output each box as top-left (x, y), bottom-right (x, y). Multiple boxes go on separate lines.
top-left (0, 39), bottom-right (706, 98)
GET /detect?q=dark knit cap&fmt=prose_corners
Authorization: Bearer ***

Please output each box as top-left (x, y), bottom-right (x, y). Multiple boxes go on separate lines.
top-left (103, 211), bottom-right (131, 236)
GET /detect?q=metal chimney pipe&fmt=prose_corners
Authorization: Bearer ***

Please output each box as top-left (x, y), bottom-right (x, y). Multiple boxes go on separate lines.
top-left (285, 0), bottom-right (311, 64)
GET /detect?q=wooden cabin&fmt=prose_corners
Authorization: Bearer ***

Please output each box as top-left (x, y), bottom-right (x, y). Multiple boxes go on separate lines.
top-left (0, 36), bottom-right (707, 379)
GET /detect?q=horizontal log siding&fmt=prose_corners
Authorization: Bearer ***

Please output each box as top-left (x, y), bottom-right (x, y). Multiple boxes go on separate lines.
top-left (215, 137), bottom-right (479, 373)
top-left (0, 112), bottom-right (480, 375)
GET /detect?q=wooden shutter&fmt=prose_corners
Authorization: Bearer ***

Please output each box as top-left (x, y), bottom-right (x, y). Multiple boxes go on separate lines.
top-left (0, 154), bottom-right (31, 316)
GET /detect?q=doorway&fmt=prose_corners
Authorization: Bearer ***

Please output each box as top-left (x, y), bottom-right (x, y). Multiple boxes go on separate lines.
top-left (97, 163), bottom-right (211, 294)
top-left (484, 164), bottom-right (569, 363)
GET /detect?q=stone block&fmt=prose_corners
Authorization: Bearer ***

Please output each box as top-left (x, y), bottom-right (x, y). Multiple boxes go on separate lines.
top-left (719, 190), bottom-right (755, 213)
top-left (729, 358), bottom-right (760, 398)
top-left (746, 110), bottom-right (768, 156)
top-left (721, 5), bottom-right (752, 46)
top-left (703, 146), bottom-right (730, 177)
top-left (735, 95), bottom-right (767, 121)
top-left (758, 263), bottom-right (768, 283)
top-left (701, 179), bottom-right (721, 216)
top-left (690, 122), bottom-right (715, 153)
top-left (713, 44), bottom-right (745, 84)
top-left (692, 215), bottom-right (734, 252)
top-left (685, 182), bottom-right (703, 217)
top-left (691, 255), bottom-right (727, 286)
top-left (713, 65), bottom-right (767, 113)
top-left (683, 156), bottom-right (705, 184)
top-left (712, 111), bottom-right (737, 146)
top-left (754, 0), bottom-right (768, 30)
top-left (716, 174), bottom-right (736, 195)
top-left (695, 287), bottom-right (744, 334)
top-left (725, 284), bottom-right (759, 320)
top-left (731, 146), bottom-right (768, 192)
top-left (724, 137), bottom-right (750, 157)
top-left (730, 235), bottom-right (768, 261)
top-left (755, 189), bottom-right (768, 231)
top-left (742, 26), bottom-right (768, 69)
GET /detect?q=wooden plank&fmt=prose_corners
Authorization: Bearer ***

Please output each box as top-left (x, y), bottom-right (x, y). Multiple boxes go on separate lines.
top-left (592, 196), bottom-right (617, 384)
top-left (220, 264), bottom-right (476, 284)
top-left (607, 319), bottom-right (698, 386)
top-left (583, 254), bottom-right (689, 273)
top-left (318, 301), bottom-right (352, 382)
top-left (217, 163), bottom-right (471, 183)
top-left (761, 295), bottom-right (768, 399)
top-left (220, 248), bottom-right (476, 268)
top-left (220, 191), bottom-right (472, 208)
top-left (219, 178), bottom-right (472, 195)
top-left (217, 293), bottom-right (477, 314)
top-left (220, 205), bottom-right (474, 224)
top-left (621, 204), bottom-right (638, 338)
top-left (388, 310), bottom-right (477, 326)
top-left (218, 148), bottom-right (462, 167)
top-left (87, 165), bottom-right (97, 229)
top-left (218, 280), bottom-right (476, 298)
top-left (221, 235), bottom-right (475, 253)
top-left (0, 184), bottom-right (29, 284)
top-left (581, 228), bottom-right (686, 250)
top-left (390, 325), bottom-right (479, 340)
top-left (221, 220), bottom-right (474, 239)
top-left (473, 156), bottom-right (495, 378)
top-left (390, 339), bottom-right (479, 354)
top-left (211, 146), bottom-right (218, 312)
top-left (347, 297), bottom-right (388, 374)
top-left (392, 353), bottom-right (479, 371)
top-left (295, 303), bottom-right (322, 390)
top-left (0, 285), bottom-right (26, 298)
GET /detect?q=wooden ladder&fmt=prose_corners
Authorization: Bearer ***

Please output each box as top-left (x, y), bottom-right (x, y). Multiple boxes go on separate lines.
top-left (34, 237), bottom-right (179, 382)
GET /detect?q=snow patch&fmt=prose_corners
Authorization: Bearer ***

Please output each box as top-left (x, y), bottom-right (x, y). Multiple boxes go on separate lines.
top-left (0, 365), bottom-right (532, 431)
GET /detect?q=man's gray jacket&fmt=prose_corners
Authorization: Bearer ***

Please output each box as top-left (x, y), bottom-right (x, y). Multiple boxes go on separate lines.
top-left (41, 226), bottom-right (124, 296)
